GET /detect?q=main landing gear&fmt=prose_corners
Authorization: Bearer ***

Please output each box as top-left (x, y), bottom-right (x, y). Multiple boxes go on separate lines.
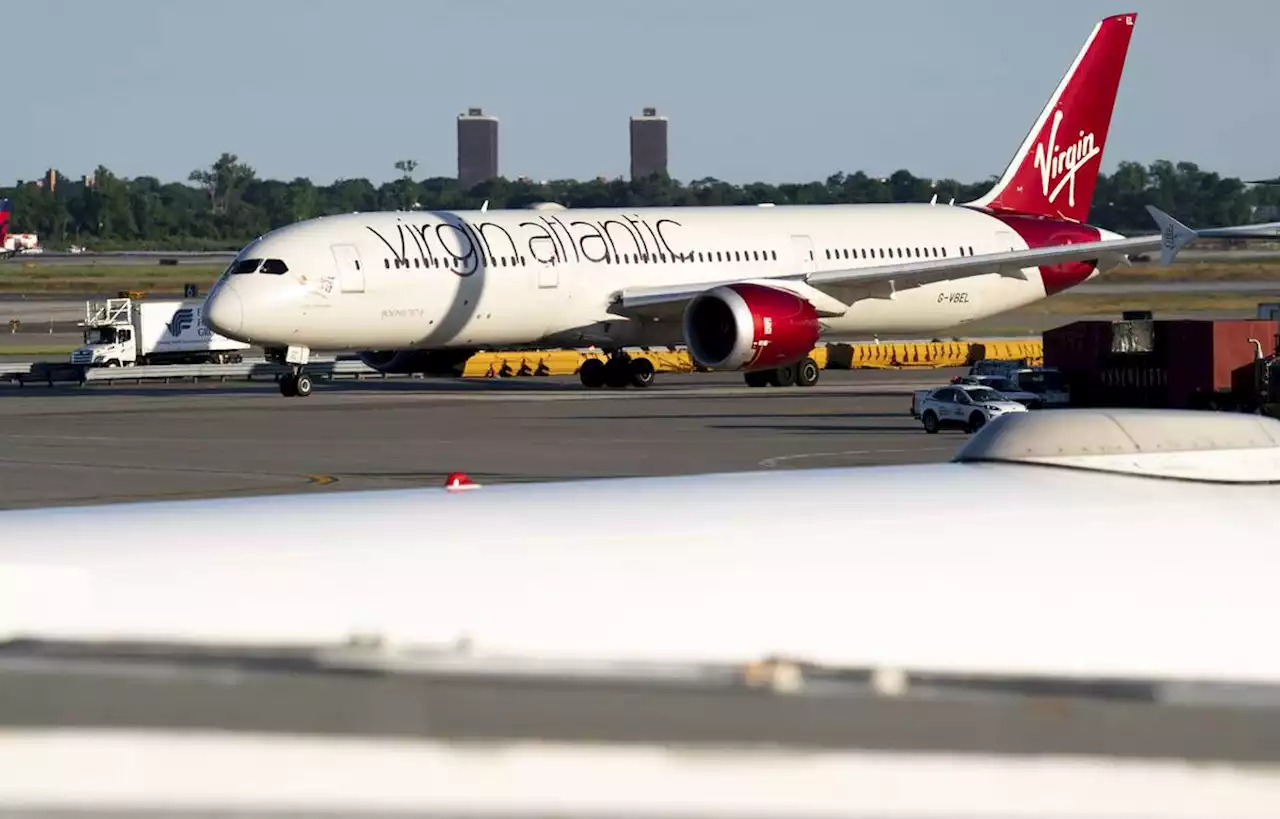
top-left (743, 356), bottom-right (820, 388)
top-left (579, 351), bottom-right (656, 389)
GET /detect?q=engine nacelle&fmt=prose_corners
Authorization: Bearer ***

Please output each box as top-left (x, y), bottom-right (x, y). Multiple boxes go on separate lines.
top-left (682, 283), bottom-right (820, 371)
top-left (357, 349), bottom-right (473, 376)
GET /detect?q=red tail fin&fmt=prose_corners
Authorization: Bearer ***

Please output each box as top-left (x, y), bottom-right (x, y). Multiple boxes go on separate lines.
top-left (0, 199), bottom-right (10, 249)
top-left (967, 13), bottom-right (1136, 224)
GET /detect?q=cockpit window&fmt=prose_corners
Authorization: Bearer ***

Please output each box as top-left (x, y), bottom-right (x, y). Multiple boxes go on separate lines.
top-left (260, 259), bottom-right (289, 275)
top-left (228, 258), bottom-right (262, 275)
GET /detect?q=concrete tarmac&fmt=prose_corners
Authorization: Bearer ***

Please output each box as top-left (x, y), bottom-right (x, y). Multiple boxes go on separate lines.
top-left (0, 369), bottom-right (956, 510)
top-left (5, 647), bottom-right (1280, 763)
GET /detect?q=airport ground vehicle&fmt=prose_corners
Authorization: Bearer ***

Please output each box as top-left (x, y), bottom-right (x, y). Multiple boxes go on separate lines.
top-left (1043, 317), bottom-right (1280, 415)
top-left (950, 374), bottom-right (1044, 408)
top-left (910, 383), bottom-right (1028, 433)
top-left (962, 360), bottom-right (1070, 406)
top-left (70, 297), bottom-right (249, 368)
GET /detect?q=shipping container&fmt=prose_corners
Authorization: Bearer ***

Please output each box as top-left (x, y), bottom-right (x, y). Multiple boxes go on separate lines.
top-left (1043, 319), bottom-right (1280, 411)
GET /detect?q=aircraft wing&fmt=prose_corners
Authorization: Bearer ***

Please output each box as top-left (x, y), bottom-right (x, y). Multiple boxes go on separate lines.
top-left (609, 231), bottom-right (1163, 322)
top-left (610, 206), bottom-right (1280, 323)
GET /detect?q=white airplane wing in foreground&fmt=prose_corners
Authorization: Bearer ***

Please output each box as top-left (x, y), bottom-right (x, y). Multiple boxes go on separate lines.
top-left (4, 409), bottom-right (1280, 688)
top-left (607, 207), bottom-right (1241, 322)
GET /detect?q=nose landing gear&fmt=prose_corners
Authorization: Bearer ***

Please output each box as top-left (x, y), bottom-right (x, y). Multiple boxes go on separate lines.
top-left (279, 370), bottom-right (313, 397)
top-left (269, 345), bottom-right (315, 398)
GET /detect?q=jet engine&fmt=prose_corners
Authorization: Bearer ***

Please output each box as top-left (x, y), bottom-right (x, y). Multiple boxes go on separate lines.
top-left (357, 349), bottom-right (473, 377)
top-left (682, 283), bottom-right (820, 371)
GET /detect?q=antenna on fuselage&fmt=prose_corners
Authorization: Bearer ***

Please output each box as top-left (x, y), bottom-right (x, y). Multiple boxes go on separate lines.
top-left (481, 200), bottom-right (489, 212)
top-left (929, 194), bottom-right (938, 205)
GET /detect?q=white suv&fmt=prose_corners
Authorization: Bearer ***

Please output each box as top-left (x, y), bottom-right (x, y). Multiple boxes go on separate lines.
top-left (913, 384), bottom-right (1028, 434)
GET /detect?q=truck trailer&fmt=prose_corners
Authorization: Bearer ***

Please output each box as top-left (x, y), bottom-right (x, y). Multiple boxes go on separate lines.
top-left (1042, 317), bottom-right (1280, 414)
top-left (70, 298), bottom-right (250, 368)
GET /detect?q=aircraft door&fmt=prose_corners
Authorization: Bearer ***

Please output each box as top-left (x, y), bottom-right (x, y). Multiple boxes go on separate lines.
top-left (791, 235), bottom-right (816, 274)
top-left (538, 258), bottom-right (559, 289)
top-left (331, 244), bottom-right (365, 294)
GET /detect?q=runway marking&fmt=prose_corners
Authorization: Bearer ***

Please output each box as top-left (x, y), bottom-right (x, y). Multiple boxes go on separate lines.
top-left (758, 447), bottom-right (955, 468)
top-left (0, 454), bottom-right (336, 486)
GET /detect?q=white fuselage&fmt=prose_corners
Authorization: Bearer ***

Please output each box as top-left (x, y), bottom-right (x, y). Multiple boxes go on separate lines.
top-left (205, 203), bottom-right (1121, 352)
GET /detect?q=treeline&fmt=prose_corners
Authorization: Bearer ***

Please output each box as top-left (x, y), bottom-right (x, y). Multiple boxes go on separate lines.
top-left (3, 153), bottom-right (1277, 251)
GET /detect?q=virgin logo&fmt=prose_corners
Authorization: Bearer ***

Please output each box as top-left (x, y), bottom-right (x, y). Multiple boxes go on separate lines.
top-left (1033, 109), bottom-right (1100, 208)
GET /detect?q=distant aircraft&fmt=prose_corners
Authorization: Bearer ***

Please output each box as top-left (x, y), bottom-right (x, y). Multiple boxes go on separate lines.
top-left (201, 13), bottom-right (1211, 399)
top-left (3, 407), bottom-right (1280, 689)
top-left (1150, 206), bottom-right (1280, 241)
top-left (0, 199), bottom-right (10, 258)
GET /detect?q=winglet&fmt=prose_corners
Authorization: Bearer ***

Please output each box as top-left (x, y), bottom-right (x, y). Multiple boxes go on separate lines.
top-left (1146, 205), bottom-right (1197, 266)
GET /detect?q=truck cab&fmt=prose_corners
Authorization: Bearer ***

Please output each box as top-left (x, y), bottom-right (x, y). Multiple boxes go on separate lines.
top-left (72, 301), bottom-right (137, 367)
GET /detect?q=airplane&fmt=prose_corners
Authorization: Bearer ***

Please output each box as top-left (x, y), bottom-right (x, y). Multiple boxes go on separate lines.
top-left (0, 198), bottom-right (10, 258)
top-left (202, 11), bottom-right (1211, 399)
top-left (5, 408), bottom-right (1280, 815)
top-left (2, 407), bottom-right (1280, 689)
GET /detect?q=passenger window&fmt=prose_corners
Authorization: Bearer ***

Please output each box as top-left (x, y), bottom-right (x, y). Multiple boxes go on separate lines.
top-left (384, 259), bottom-right (391, 269)
top-left (771, 250), bottom-right (777, 260)
top-left (753, 251), bottom-right (760, 261)
top-left (826, 249), bottom-right (832, 259)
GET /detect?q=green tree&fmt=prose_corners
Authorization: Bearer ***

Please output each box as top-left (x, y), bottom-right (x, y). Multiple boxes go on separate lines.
top-left (2, 154), bottom-right (1276, 250)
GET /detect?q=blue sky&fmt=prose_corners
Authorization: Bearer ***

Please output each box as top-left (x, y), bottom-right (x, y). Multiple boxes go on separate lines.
top-left (8, 0), bottom-right (1278, 186)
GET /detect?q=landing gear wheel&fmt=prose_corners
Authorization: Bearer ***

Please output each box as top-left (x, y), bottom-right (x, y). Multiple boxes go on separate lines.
top-left (769, 363), bottom-right (797, 387)
top-left (795, 357), bottom-right (819, 387)
top-left (967, 412), bottom-right (986, 434)
top-left (923, 411), bottom-right (940, 434)
top-left (294, 373), bottom-right (313, 397)
top-left (628, 357), bottom-right (655, 388)
top-left (744, 370), bottom-right (771, 388)
top-left (579, 358), bottom-right (606, 388)
top-left (280, 375), bottom-right (298, 397)
top-left (604, 356), bottom-right (632, 389)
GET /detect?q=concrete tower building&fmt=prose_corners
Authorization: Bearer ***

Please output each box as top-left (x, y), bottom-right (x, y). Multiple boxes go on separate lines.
top-left (629, 107), bottom-right (668, 180)
top-left (457, 108), bottom-right (498, 188)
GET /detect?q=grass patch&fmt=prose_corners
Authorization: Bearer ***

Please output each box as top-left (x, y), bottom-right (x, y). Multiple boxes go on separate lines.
top-left (1028, 291), bottom-right (1265, 315)
top-left (0, 345), bottom-right (77, 356)
top-left (1103, 260), bottom-right (1280, 283)
top-left (0, 264), bottom-right (225, 295)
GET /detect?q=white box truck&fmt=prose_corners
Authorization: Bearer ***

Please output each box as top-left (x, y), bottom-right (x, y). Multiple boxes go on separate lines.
top-left (70, 298), bottom-right (250, 368)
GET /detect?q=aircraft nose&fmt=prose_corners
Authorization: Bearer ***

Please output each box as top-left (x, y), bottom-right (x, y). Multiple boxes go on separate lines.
top-left (205, 285), bottom-right (243, 337)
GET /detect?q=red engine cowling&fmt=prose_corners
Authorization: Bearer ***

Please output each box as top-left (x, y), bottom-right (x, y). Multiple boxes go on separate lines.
top-left (357, 349), bottom-right (472, 376)
top-left (682, 283), bottom-right (820, 371)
